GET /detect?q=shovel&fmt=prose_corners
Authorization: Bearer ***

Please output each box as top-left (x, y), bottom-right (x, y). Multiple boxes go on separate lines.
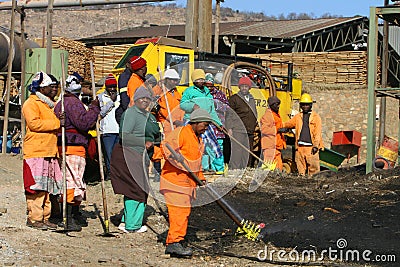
top-left (89, 62), bottom-right (115, 237)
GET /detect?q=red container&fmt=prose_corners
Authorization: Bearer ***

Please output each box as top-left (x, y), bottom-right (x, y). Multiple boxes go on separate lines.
top-left (332, 131), bottom-right (362, 147)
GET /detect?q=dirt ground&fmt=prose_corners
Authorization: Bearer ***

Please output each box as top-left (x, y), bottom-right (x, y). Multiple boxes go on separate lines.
top-left (0, 153), bottom-right (399, 267)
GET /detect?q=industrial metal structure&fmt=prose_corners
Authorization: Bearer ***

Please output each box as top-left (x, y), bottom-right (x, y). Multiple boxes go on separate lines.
top-left (81, 16), bottom-right (400, 88)
top-left (366, 4), bottom-right (400, 173)
top-left (81, 17), bottom-right (369, 54)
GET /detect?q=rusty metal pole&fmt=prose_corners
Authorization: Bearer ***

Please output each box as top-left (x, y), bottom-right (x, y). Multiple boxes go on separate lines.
top-left (213, 0), bottom-right (221, 54)
top-left (19, 7), bottom-right (26, 144)
top-left (185, 0), bottom-right (199, 47)
top-left (2, 0), bottom-right (16, 154)
top-left (198, 0), bottom-right (212, 52)
top-left (378, 0), bottom-right (389, 145)
top-left (46, 0), bottom-right (54, 73)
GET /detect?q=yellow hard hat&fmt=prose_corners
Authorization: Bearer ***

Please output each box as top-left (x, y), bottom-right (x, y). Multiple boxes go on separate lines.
top-left (299, 93), bottom-right (313, 104)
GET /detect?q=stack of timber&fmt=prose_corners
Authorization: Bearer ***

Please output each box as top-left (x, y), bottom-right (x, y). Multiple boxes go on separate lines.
top-left (93, 44), bottom-right (132, 81)
top-left (244, 52), bottom-right (380, 85)
top-left (35, 37), bottom-right (94, 81)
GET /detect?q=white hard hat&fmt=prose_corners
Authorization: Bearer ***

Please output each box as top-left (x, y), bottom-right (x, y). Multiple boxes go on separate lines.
top-left (164, 69), bottom-right (180, 80)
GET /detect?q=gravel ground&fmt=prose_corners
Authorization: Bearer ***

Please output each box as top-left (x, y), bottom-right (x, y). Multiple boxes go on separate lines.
top-left (0, 154), bottom-right (398, 267)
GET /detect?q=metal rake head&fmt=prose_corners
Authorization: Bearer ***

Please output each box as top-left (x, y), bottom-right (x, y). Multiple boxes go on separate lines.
top-left (261, 159), bottom-right (277, 171)
top-left (236, 219), bottom-right (266, 242)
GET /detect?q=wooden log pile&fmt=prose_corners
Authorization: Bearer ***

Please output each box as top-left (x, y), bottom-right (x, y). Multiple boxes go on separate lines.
top-left (35, 37), bottom-right (94, 81)
top-left (243, 51), bottom-right (381, 85)
top-left (93, 44), bottom-right (132, 81)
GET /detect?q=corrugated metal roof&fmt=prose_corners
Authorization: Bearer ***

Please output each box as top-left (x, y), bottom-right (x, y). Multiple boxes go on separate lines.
top-left (221, 17), bottom-right (363, 38)
top-left (83, 17), bottom-right (364, 41)
top-left (379, 25), bottom-right (400, 55)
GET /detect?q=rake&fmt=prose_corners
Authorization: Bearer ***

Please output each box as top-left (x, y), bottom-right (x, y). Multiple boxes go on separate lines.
top-left (165, 143), bottom-right (268, 242)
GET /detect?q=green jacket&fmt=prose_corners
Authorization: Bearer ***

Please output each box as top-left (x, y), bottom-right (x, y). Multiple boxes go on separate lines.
top-left (180, 85), bottom-right (222, 126)
top-left (120, 106), bottom-right (160, 155)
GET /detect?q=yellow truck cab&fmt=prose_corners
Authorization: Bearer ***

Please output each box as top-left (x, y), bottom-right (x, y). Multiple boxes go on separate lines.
top-left (111, 37), bottom-right (195, 92)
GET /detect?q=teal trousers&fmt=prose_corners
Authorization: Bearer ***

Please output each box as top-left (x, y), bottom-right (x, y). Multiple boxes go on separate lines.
top-left (123, 196), bottom-right (146, 231)
top-left (210, 139), bottom-right (225, 172)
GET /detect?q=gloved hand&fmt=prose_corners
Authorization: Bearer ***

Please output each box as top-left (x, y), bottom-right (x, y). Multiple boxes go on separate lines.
top-left (311, 147), bottom-right (319, 155)
top-left (277, 127), bottom-right (288, 133)
top-left (173, 120), bottom-right (184, 127)
top-left (90, 97), bottom-right (100, 107)
top-left (145, 141), bottom-right (154, 150)
top-left (199, 179), bottom-right (207, 188)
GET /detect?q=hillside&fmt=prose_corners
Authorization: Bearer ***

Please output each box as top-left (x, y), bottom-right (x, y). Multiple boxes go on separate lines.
top-left (0, 3), bottom-right (270, 41)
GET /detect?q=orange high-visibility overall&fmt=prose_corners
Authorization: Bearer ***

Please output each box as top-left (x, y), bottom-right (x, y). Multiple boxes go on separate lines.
top-left (283, 111), bottom-right (323, 175)
top-left (260, 108), bottom-right (286, 170)
top-left (160, 125), bottom-right (205, 245)
top-left (156, 89), bottom-right (184, 136)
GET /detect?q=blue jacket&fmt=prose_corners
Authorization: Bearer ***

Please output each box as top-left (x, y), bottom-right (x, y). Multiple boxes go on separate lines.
top-left (180, 85), bottom-right (222, 126)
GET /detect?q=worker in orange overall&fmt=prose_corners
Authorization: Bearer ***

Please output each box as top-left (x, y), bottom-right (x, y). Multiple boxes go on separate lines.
top-left (127, 56), bottom-right (147, 106)
top-left (260, 96), bottom-right (286, 171)
top-left (160, 108), bottom-right (212, 257)
top-left (280, 93), bottom-right (323, 175)
top-left (156, 69), bottom-right (185, 136)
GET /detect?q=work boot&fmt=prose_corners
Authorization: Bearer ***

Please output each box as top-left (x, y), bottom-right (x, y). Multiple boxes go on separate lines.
top-left (165, 242), bottom-right (193, 257)
top-left (43, 220), bottom-right (58, 230)
top-left (26, 219), bottom-right (48, 231)
top-left (66, 204), bottom-right (82, 232)
top-left (72, 205), bottom-right (88, 227)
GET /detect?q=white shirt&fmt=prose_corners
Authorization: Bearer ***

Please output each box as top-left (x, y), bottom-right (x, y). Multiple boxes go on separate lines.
top-left (99, 92), bottom-right (120, 134)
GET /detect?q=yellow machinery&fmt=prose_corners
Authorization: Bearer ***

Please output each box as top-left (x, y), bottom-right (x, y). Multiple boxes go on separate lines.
top-left (111, 36), bottom-right (301, 123)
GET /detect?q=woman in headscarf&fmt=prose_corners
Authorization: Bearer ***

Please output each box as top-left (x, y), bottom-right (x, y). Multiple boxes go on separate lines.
top-left (22, 71), bottom-right (62, 230)
top-left (110, 86), bottom-right (160, 233)
top-left (54, 73), bottom-right (100, 231)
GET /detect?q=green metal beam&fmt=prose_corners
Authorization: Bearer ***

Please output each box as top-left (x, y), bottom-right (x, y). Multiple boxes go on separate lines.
top-left (376, 7), bottom-right (400, 14)
top-left (376, 88), bottom-right (400, 91)
top-left (366, 7), bottom-right (379, 174)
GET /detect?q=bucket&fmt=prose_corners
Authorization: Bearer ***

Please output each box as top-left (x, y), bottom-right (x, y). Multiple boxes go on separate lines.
top-left (319, 148), bottom-right (346, 172)
top-left (377, 136), bottom-right (398, 163)
top-left (0, 135), bottom-right (12, 153)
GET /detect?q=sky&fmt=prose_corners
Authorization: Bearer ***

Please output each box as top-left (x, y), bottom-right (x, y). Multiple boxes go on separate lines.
top-left (171, 0), bottom-right (386, 18)
top-left (0, 0), bottom-right (387, 17)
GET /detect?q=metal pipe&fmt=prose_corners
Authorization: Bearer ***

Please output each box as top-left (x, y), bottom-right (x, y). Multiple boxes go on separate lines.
top-left (46, 0), bottom-right (54, 74)
top-left (378, 0), bottom-right (390, 145)
top-left (366, 7), bottom-right (379, 174)
top-left (2, 0), bottom-right (16, 154)
top-left (19, 7), bottom-right (26, 147)
top-left (0, 0), bottom-right (172, 10)
top-left (214, 0), bottom-right (220, 54)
